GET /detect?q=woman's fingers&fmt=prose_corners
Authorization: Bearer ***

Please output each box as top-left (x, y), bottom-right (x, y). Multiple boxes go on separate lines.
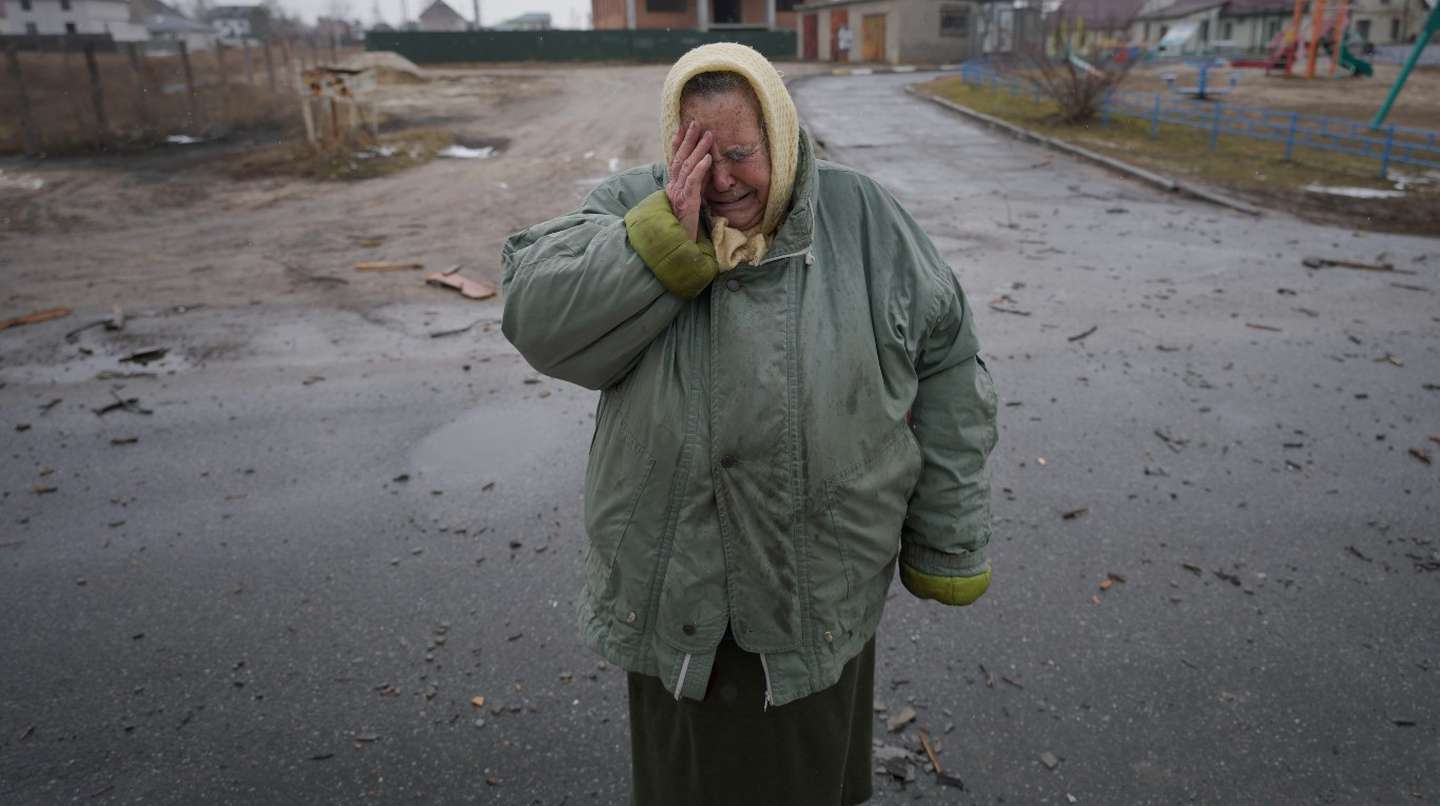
top-left (686, 154), bottom-right (711, 197)
top-left (678, 131), bottom-right (712, 187)
top-left (671, 122), bottom-right (699, 177)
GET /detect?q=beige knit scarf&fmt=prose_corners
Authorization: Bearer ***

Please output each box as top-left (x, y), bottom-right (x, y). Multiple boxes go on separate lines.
top-left (659, 44), bottom-right (800, 270)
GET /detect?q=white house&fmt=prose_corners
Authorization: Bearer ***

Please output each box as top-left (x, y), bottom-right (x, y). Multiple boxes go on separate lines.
top-left (0, 0), bottom-right (148, 39)
top-left (131, 0), bottom-right (216, 51)
top-left (206, 3), bottom-right (258, 41)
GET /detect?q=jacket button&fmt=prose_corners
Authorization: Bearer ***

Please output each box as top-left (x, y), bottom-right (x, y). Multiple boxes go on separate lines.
top-left (626, 611), bottom-right (637, 624)
top-left (823, 630), bottom-right (834, 642)
top-left (682, 623), bottom-right (696, 636)
top-left (804, 253), bottom-right (816, 266)
top-left (725, 278), bottom-right (742, 292)
top-left (720, 455), bottom-right (737, 468)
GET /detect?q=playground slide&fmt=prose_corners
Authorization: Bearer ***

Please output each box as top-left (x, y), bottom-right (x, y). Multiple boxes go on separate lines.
top-left (1322, 39), bottom-right (1375, 76)
top-left (1338, 43), bottom-right (1374, 76)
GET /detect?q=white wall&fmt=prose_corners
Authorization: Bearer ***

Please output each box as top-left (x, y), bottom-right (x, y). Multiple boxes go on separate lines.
top-left (1, 0), bottom-right (148, 39)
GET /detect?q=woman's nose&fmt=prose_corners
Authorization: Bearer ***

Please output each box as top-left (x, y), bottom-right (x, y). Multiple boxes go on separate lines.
top-left (710, 162), bottom-right (735, 192)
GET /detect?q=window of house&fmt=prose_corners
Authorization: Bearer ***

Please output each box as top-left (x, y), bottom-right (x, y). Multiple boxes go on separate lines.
top-left (646, 0), bottom-right (686, 12)
top-left (1221, 21), bottom-right (1232, 39)
top-left (1198, 18), bottom-right (1209, 42)
top-left (61, 0), bottom-right (71, 9)
top-left (26, 21), bottom-right (39, 33)
top-left (1159, 24), bottom-right (1168, 38)
top-left (65, 21), bottom-right (77, 33)
top-left (1390, 18), bottom-right (1400, 38)
top-left (777, 0), bottom-right (796, 10)
top-left (1355, 18), bottom-right (1370, 39)
top-left (940, 5), bottom-right (968, 37)
top-left (20, 0), bottom-right (32, 11)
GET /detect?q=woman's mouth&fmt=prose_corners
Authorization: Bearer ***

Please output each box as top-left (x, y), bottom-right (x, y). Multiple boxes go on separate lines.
top-left (709, 193), bottom-right (751, 210)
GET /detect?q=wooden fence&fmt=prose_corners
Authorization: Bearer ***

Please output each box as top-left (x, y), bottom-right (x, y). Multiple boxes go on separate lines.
top-left (0, 38), bottom-right (362, 155)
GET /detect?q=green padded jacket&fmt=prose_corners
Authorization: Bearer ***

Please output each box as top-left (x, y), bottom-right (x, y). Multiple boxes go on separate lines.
top-left (501, 130), bottom-right (998, 707)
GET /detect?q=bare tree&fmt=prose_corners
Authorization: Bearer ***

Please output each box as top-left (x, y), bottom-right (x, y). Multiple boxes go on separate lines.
top-left (1003, 11), bottom-right (1139, 124)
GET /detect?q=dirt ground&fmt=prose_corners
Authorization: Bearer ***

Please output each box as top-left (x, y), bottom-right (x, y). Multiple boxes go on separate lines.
top-left (0, 61), bottom-right (836, 321)
top-left (1123, 62), bottom-right (1440, 131)
top-left (0, 64), bottom-right (671, 316)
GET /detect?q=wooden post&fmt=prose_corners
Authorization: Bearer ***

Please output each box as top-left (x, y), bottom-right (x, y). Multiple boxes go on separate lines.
top-left (263, 39), bottom-right (277, 92)
top-left (329, 96), bottom-right (340, 142)
top-left (310, 38), bottom-right (321, 68)
top-left (126, 42), bottom-right (150, 131)
top-left (83, 42), bottom-right (109, 146)
top-left (216, 41), bottom-right (231, 122)
top-left (243, 39), bottom-right (255, 85)
top-left (4, 44), bottom-right (39, 156)
top-left (178, 40), bottom-right (199, 129)
top-left (1306, 0), bottom-right (1327, 78)
top-left (62, 37), bottom-right (87, 133)
top-left (329, 31), bottom-right (338, 65)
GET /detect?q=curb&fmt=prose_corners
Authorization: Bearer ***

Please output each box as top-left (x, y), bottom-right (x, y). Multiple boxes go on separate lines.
top-left (829, 64), bottom-right (960, 76)
top-left (904, 86), bottom-right (1263, 217)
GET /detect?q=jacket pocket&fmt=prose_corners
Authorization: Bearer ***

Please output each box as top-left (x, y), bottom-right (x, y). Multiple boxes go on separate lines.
top-left (582, 390), bottom-right (657, 633)
top-left (819, 422), bottom-right (925, 634)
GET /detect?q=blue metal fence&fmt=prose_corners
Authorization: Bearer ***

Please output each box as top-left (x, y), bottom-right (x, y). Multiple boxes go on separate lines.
top-left (955, 64), bottom-right (1440, 178)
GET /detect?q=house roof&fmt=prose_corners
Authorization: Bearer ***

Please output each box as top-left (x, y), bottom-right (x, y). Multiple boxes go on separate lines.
top-left (419, 0), bottom-right (465, 20)
top-left (1056, 0), bottom-right (1147, 29)
top-left (207, 4), bottom-right (261, 19)
top-left (501, 12), bottom-right (551, 23)
top-left (1136, 0), bottom-right (1223, 20)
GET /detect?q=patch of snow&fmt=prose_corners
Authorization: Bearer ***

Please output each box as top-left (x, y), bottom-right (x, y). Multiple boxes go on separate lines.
top-left (1302, 184), bottom-right (1405, 199)
top-left (608, 157), bottom-right (621, 173)
top-left (0, 170), bottom-right (45, 191)
top-left (439, 145), bottom-right (495, 160)
top-left (166, 135), bottom-right (203, 145)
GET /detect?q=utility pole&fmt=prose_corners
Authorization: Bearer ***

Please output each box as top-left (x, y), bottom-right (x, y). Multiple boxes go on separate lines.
top-left (472, 0), bottom-right (480, 29)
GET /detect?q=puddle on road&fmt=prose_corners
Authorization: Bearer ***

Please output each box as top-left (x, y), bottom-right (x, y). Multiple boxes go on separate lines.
top-left (410, 397), bottom-right (588, 486)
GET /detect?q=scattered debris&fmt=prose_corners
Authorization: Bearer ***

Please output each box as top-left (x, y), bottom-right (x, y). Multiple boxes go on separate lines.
top-left (1213, 569), bottom-right (1243, 587)
top-left (978, 663), bottom-right (994, 688)
top-left (1410, 447), bottom-right (1432, 465)
top-left (1067, 325), bottom-right (1097, 342)
top-left (1039, 751), bottom-right (1060, 770)
top-left (119, 348), bottom-right (168, 365)
top-left (1345, 546), bottom-right (1373, 562)
top-left (471, 695), bottom-right (487, 708)
top-left (425, 270), bottom-right (497, 300)
top-left (873, 744), bottom-right (916, 781)
top-left (1245, 323), bottom-right (1282, 332)
top-left (1061, 507), bottom-right (1088, 520)
top-left (166, 134), bottom-right (204, 145)
top-left (1377, 354), bottom-right (1404, 367)
top-left (1301, 256), bottom-right (1412, 273)
top-left (308, 752), bottom-right (335, 761)
top-left (430, 318), bottom-right (492, 338)
top-left (355, 260), bottom-right (423, 272)
top-left (919, 729), bottom-right (944, 777)
top-left (1, 307), bottom-right (71, 332)
top-left (886, 705), bottom-right (917, 733)
top-left (1154, 429), bottom-right (1188, 452)
top-left (988, 304), bottom-right (1032, 316)
top-left (32, 484), bottom-right (57, 495)
top-left (1181, 563), bottom-right (1203, 576)
top-left (93, 392), bottom-right (153, 417)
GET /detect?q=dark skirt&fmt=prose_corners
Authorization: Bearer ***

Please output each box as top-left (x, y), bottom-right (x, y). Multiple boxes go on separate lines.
top-left (627, 635), bottom-right (876, 806)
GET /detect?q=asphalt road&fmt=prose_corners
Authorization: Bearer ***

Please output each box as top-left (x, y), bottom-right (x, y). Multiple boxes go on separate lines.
top-left (2, 72), bottom-right (1438, 806)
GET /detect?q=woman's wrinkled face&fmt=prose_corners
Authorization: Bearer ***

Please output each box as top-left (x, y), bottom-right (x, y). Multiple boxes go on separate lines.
top-left (680, 89), bottom-right (770, 232)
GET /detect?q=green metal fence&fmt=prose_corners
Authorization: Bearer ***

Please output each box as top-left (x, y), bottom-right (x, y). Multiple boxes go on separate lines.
top-left (364, 30), bottom-right (798, 64)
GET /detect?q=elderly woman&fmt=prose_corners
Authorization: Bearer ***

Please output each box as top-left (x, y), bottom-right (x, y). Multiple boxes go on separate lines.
top-left (501, 44), bottom-right (998, 805)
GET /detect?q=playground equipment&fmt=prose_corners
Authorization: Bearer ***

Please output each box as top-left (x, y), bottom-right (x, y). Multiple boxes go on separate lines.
top-left (1163, 61), bottom-right (1239, 100)
top-left (1372, 1), bottom-right (1440, 128)
top-left (1260, 0), bottom-right (1373, 78)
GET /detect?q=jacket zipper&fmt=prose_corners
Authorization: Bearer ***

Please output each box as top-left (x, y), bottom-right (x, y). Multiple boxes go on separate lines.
top-left (674, 653), bottom-right (693, 702)
top-left (758, 652), bottom-right (775, 711)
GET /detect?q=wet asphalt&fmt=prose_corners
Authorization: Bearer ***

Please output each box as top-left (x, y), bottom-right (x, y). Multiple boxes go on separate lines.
top-left (2, 72), bottom-right (1438, 805)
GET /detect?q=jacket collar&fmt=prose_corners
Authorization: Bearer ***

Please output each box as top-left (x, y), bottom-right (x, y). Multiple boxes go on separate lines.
top-left (759, 127), bottom-right (818, 265)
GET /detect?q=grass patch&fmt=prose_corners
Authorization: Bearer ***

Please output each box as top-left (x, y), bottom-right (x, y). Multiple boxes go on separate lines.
top-left (917, 76), bottom-right (1440, 236)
